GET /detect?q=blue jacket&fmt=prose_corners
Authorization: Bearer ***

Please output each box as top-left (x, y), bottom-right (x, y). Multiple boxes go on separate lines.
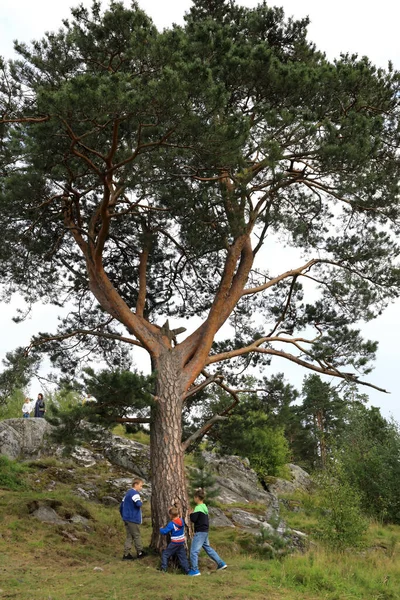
top-left (160, 517), bottom-right (186, 543)
top-left (120, 488), bottom-right (143, 524)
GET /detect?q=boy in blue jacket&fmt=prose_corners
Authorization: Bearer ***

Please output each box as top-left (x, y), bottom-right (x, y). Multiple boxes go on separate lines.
top-left (120, 478), bottom-right (147, 560)
top-left (159, 507), bottom-right (190, 573)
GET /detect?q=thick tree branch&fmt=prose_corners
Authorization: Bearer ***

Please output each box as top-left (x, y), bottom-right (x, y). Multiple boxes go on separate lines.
top-left (181, 234), bottom-right (254, 386)
top-left (182, 415), bottom-right (228, 451)
top-left (184, 373), bottom-right (224, 400)
top-left (208, 341), bottom-right (388, 393)
top-left (115, 417), bottom-right (151, 424)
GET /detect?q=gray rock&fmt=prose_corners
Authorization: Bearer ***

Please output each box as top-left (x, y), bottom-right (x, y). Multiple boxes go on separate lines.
top-left (70, 447), bottom-right (97, 468)
top-left (70, 515), bottom-right (91, 529)
top-left (208, 507), bottom-right (235, 528)
top-left (0, 418), bottom-right (52, 459)
top-left (230, 509), bottom-right (264, 529)
top-left (203, 452), bottom-right (278, 512)
top-left (102, 436), bottom-right (150, 478)
top-left (288, 464), bottom-right (312, 491)
top-left (31, 506), bottom-right (66, 525)
top-left (100, 496), bottom-right (120, 507)
top-left (74, 487), bottom-right (91, 500)
top-left (267, 464), bottom-right (312, 496)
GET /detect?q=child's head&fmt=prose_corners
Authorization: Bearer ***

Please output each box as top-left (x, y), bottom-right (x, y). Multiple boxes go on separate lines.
top-left (168, 506), bottom-right (180, 519)
top-left (24, 398), bottom-right (30, 404)
top-left (193, 488), bottom-right (205, 504)
top-left (132, 477), bottom-right (144, 492)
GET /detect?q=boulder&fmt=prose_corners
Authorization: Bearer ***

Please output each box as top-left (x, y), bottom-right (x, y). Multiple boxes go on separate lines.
top-left (102, 436), bottom-right (150, 478)
top-left (100, 496), bottom-right (120, 507)
top-left (202, 452), bottom-right (279, 520)
top-left (31, 506), bottom-right (67, 525)
top-left (208, 507), bottom-right (235, 528)
top-left (70, 447), bottom-right (98, 468)
top-left (0, 418), bottom-right (53, 459)
top-left (267, 464), bottom-right (312, 496)
top-left (70, 515), bottom-right (91, 529)
top-left (230, 509), bottom-right (264, 529)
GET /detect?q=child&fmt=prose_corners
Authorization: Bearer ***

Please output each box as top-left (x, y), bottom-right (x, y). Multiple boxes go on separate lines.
top-left (188, 488), bottom-right (227, 576)
top-left (120, 478), bottom-right (147, 560)
top-left (22, 398), bottom-right (32, 418)
top-left (159, 507), bottom-right (190, 574)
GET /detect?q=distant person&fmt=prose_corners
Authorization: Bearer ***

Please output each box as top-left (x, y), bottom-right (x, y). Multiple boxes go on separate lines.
top-left (188, 488), bottom-right (227, 576)
top-left (22, 398), bottom-right (32, 418)
top-left (34, 393), bottom-right (46, 418)
top-left (159, 506), bottom-right (189, 574)
top-left (120, 478), bottom-right (147, 560)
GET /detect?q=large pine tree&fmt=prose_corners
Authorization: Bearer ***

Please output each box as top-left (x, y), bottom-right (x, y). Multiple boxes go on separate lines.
top-left (1, 0), bottom-right (400, 549)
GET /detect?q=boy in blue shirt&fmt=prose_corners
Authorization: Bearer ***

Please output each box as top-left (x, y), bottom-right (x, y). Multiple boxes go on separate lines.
top-left (188, 488), bottom-right (227, 576)
top-left (159, 507), bottom-right (190, 573)
top-left (120, 478), bottom-right (147, 560)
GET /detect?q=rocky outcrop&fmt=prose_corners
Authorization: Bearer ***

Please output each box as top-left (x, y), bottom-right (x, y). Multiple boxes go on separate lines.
top-left (101, 435), bottom-right (150, 479)
top-left (266, 464), bottom-right (312, 496)
top-left (0, 418), bottom-right (53, 459)
top-left (0, 417), bottom-right (308, 548)
top-left (202, 451), bottom-right (279, 520)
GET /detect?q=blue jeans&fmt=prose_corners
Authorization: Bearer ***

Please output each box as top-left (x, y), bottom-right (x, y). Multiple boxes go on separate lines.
top-left (23, 413), bottom-right (29, 418)
top-left (190, 532), bottom-right (223, 571)
top-left (161, 543), bottom-right (189, 573)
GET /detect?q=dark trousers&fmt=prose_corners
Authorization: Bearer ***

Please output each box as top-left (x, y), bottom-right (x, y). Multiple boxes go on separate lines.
top-left (161, 543), bottom-right (189, 573)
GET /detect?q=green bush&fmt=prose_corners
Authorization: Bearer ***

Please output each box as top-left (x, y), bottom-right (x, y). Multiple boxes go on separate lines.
top-left (215, 410), bottom-right (290, 479)
top-left (339, 406), bottom-right (400, 524)
top-left (0, 455), bottom-right (28, 490)
top-left (0, 389), bottom-right (25, 420)
top-left (315, 457), bottom-right (368, 551)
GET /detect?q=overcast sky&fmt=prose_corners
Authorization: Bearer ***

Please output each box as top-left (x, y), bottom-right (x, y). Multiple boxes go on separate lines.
top-left (0, 0), bottom-right (399, 420)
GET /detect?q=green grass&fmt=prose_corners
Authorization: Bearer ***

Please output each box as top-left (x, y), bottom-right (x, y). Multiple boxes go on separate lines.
top-left (0, 461), bottom-right (399, 600)
top-left (111, 424), bottom-right (150, 445)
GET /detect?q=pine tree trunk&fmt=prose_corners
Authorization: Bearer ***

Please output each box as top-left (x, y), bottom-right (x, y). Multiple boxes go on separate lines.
top-left (149, 351), bottom-right (190, 552)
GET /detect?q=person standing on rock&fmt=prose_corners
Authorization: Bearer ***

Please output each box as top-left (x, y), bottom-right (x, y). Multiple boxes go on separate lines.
top-left (34, 393), bottom-right (46, 418)
top-left (120, 478), bottom-right (147, 560)
top-left (22, 397), bottom-right (32, 418)
top-left (188, 488), bottom-right (227, 576)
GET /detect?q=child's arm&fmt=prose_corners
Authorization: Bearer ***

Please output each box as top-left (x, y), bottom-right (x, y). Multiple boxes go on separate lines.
top-left (190, 512), bottom-right (200, 524)
top-left (159, 521), bottom-right (174, 535)
top-left (132, 493), bottom-right (143, 508)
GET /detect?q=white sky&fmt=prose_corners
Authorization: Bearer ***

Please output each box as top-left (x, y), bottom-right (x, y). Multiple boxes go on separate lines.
top-left (0, 0), bottom-right (399, 420)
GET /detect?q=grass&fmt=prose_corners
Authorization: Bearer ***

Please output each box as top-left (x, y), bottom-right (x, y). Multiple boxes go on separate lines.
top-left (111, 425), bottom-right (150, 445)
top-left (0, 460), bottom-right (399, 600)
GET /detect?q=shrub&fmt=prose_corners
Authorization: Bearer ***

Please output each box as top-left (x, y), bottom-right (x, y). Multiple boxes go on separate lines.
top-left (0, 455), bottom-right (28, 490)
top-left (315, 456), bottom-right (367, 551)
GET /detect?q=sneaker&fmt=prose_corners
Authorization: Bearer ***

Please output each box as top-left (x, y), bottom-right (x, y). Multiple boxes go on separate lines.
top-left (137, 551), bottom-right (147, 559)
top-left (156, 567), bottom-right (166, 573)
top-left (122, 553), bottom-right (135, 560)
top-left (187, 569), bottom-right (201, 576)
top-left (217, 562), bottom-right (227, 571)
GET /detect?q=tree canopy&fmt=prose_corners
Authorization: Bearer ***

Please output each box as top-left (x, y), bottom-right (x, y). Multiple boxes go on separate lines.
top-left (1, 0), bottom-right (399, 392)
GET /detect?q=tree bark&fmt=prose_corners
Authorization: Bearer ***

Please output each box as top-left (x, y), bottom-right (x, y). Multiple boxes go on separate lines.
top-left (149, 350), bottom-right (190, 552)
